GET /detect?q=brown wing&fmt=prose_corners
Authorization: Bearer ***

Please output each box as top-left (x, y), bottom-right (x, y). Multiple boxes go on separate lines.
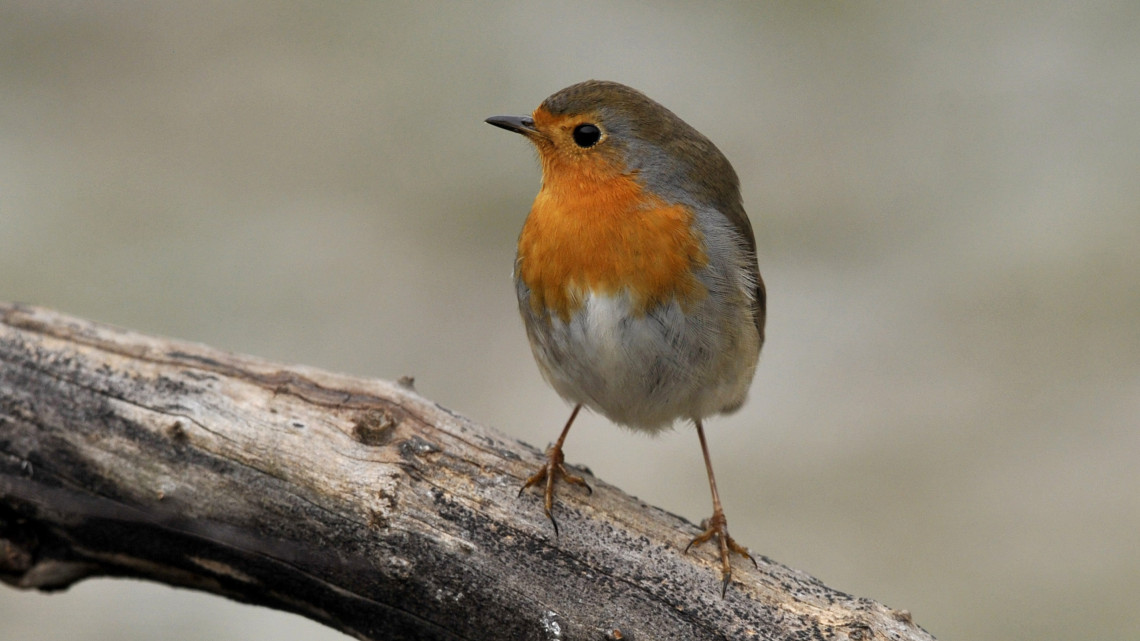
top-left (722, 200), bottom-right (765, 347)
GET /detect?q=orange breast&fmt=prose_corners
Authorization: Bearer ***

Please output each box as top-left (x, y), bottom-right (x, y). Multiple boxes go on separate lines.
top-left (517, 161), bottom-right (708, 322)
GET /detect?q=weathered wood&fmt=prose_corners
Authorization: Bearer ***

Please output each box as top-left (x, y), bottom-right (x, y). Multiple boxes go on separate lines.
top-left (0, 303), bottom-right (933, 641)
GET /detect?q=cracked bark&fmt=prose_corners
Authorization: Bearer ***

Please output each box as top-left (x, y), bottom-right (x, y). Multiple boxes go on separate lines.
top-left (0, 303), bottom-right (934, 641)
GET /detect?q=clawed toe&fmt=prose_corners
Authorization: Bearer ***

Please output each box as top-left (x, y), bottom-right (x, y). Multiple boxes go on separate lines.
top-left (519, 440), bottom-right (591, 536)
top-left (685, 512), bottom-right (755, 597)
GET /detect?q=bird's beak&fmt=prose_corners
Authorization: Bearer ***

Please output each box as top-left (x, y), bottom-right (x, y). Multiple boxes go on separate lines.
top-left (485, 115), bottom-right (540, 137)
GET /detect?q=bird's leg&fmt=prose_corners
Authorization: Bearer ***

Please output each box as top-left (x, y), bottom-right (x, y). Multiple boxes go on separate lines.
top-left (685, 420), bottom-right (757, 596)
top-left (519, 404), bottom-right (591, 536)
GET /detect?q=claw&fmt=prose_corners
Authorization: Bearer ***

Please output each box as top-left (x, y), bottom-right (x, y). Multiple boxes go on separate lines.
top-left (685, 512), bottom-right (755, 597)
top-left (519, 445), bottom-right (591, 535)
top-left (686, 420), bottom-right (756, 596)
top-left (519, 406), bottom-right (589, 535)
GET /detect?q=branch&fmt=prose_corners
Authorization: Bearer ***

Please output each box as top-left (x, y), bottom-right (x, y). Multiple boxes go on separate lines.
top-left (0, 303), bottom-right (933, 641)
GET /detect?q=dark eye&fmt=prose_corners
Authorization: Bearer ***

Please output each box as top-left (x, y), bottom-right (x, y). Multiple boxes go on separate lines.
top-left (572, 123), bottom-right (601, 148)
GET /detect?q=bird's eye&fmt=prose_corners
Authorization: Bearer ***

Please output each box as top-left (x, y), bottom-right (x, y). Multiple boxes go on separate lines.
top-left (571, 123), bottom-right (601, 148)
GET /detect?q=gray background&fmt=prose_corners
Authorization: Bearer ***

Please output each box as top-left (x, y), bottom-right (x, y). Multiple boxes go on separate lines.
top-left (2, 2), bottom-right (1138, 640)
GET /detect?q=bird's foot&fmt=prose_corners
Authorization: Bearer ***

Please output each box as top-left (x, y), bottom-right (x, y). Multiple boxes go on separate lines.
top-left (519, 443), bottom-right (592, 536)
top-left (685, 510), bottom-right (757, 597)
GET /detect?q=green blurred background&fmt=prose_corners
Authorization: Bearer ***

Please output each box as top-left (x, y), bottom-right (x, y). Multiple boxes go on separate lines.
top-left (2, 2), bottom-right (1138, 640)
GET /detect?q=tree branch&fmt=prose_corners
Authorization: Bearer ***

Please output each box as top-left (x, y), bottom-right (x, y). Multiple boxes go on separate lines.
top-left (0, 303), bottom-right (933, 641)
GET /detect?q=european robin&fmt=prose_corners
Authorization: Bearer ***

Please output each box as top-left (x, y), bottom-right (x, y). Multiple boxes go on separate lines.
top-left (486, 80), bottom-right (765, 595)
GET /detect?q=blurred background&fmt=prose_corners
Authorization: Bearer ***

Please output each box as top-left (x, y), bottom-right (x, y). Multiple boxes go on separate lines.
top-left (2, 2), bottom-right (1138, 640)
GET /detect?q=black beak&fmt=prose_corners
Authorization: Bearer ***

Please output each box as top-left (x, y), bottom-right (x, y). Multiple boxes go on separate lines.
top-left (485, 115), bottom-right (539, 136)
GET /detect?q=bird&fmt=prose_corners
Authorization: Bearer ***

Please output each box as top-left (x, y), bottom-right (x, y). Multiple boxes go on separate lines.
top-left (486, 80), bottom-right (765, 595)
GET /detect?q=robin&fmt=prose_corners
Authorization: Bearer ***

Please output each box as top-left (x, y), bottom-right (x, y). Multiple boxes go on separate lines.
top-left (486, 80), bottom-right (765, 595)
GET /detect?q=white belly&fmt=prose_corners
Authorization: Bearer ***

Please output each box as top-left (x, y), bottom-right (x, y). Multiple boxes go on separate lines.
top-left (521, 290), bottom-right (758, 431)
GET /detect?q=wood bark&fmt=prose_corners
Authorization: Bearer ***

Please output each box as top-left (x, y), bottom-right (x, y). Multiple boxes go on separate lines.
top-left (0, 303), bottom-right (933, 641)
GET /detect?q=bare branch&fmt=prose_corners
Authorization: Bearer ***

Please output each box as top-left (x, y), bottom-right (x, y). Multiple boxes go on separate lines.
top-left (0, 303), bottom-right (932, 640)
